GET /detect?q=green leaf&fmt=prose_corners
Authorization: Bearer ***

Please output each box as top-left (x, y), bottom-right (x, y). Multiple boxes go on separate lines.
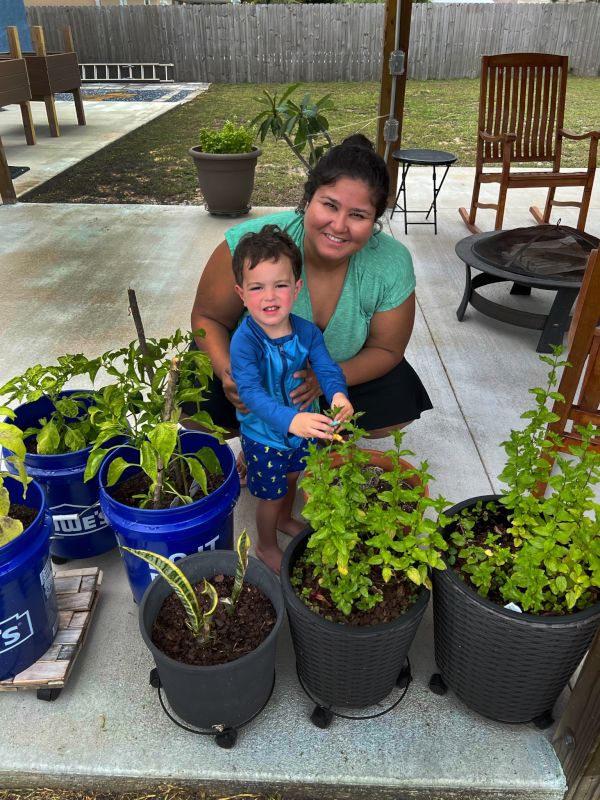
top-left (148, 423), bottom-right (178, 470)
top-left (0, 515), bottom-right (24, 546)
top-left (84, 448), bottom-right (108, 482)
top-left (64, 427), bottom-right (87, 453)
top-left (197, 446), bottom-right (222, 476)
top-left (140, 441), bottom-right (158, 484)
top-left (37, 420), bottom-right (60, 455)
top-left (406, 567), bottom-right (421, 586)
top-left (187, 457), bottom-right (208, 496)
top-left (106, 457), bottom-right (131, 487)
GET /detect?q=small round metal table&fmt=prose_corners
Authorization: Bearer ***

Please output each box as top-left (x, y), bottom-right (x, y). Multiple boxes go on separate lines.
top-left (390, 149), bottom-right (457, 235)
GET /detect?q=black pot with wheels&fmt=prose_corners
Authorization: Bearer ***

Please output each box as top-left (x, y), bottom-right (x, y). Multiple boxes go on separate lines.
top-left (432, 495), bottom-right (600, 724)
top-left (280, 527), bottom-right (429, 711)
top-left (138, 549), bottom-right (283, 744)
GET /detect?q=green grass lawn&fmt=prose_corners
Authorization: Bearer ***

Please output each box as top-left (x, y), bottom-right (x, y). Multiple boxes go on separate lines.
top-left (23, 78), bottom-right (600, 207)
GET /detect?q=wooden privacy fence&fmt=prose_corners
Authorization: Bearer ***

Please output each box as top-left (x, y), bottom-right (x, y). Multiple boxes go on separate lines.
top-left (25, 3), bottom-right (600, 84)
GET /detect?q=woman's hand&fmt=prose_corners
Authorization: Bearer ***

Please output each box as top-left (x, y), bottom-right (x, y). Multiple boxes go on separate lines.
top-left (222, 368), bottom-right (249, 414)
top-left (289, 412), bottom-right (335, 440)
top-left (289, 366), bottom-right (323, 410)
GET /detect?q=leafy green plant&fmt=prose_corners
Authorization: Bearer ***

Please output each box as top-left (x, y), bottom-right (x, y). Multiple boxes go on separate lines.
top-left (0, 355), bottom-right (101, 455)
top-left (446, 349), bottom-right (600, 615)
top-left (198, 119), bottom-right (254, 154)
top-left (251, 83), bottom-right (335, 171)
top-left (298, 416), bottom-right (449, 616)
top-left (0, 409), bottom-right (30, 545)
top-left (123, 530), bottom-right (252, 640)
top-left (85, 329), bottom-right (226, 509)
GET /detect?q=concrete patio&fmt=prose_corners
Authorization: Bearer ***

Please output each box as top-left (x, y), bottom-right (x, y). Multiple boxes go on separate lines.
top-left (1, 96), bottom-right (600, 800)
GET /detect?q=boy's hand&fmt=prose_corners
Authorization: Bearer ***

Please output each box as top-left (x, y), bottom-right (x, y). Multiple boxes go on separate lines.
top-left (289, 412), bottom-right (337, 440)
top-left (331, 393), bottom-right (354, 424)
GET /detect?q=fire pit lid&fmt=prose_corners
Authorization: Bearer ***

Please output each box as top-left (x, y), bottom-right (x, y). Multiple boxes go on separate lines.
top-left (472, 224), bottom-right (599, 282)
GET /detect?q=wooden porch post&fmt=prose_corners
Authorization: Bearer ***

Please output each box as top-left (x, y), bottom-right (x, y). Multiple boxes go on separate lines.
top-left (376, 0), bottom-right (412, 207)
top-left (552, 629), bottom-right (600, 800)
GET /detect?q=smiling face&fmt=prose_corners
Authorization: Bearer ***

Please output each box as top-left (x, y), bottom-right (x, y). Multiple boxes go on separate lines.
top-left (234, 255), bottom-right (303, 339)
top-left (302, 177), bottom-right (378, 267)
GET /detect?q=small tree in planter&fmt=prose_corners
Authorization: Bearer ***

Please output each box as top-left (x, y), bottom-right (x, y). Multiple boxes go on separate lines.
top-left (125, 531), bottom-right (284, 744)
top-left (281, 416), bottom-right (449, 713)
top-left (432, 349), bottom-right (600, 724)
top-left (86, 327), bottom-right (241, 603)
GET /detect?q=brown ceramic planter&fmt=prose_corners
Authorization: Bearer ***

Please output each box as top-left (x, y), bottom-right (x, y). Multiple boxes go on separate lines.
top-left (188, 146), bottom-right (262, 217)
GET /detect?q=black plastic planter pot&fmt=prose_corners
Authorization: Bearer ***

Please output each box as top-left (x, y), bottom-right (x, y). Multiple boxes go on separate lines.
top-left (280, 528), bottom-right (429, 708)
top-left (433, 494), bottom-right (600, 724)
top-left (138, 550), bottom-right (284, 731)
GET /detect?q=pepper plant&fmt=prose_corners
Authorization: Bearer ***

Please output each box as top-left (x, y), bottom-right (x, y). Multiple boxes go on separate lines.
top-left (123, 530), bottom-right (252, 641)
top-left (299, 416), bottom-right (449, 616)
top-left (0, 354), bottom-right (101, 454)
top-left (446, 349), bottom-right (600, 614)
top-left (84, 329), bottom-right (227, 509)
top-left (0, 410), bottom-right (30, 545)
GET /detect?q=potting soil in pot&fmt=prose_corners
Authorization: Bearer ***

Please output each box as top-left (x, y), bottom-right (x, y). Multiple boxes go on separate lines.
top-left (152, 575), bottom-right (277, 666)
top-left (8, 503), bottom-right (36, 531)
top-left (292, 556), bottom-right (419, 626)
top-left (448, 504), bottom-right (600, 612)
top-left (107, 466), bottom-right (224, 510)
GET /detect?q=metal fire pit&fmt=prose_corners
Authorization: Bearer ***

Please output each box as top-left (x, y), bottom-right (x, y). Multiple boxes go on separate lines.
top-left (455, 224), bottom-right (599, 353)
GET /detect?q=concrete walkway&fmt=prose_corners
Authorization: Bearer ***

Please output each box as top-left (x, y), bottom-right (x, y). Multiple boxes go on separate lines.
top-left (2, 95), bottom-right (600, 799)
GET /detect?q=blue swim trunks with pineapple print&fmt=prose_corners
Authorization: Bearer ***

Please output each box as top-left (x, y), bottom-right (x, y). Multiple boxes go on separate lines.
top-left (241, 435), bottom-right (311, 500)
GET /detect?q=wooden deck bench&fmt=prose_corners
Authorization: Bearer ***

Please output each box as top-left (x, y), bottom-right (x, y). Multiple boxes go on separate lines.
top-left (0, 27), bottom-right (35, 146)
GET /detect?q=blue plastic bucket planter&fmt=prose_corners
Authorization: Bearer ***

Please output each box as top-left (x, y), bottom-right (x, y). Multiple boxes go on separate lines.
top-left (0, 477), bottom-right (59, 681)
top-left (5, 392), bottom-right (117, 561)
top-left (99, 430), bottom-right (240, 603)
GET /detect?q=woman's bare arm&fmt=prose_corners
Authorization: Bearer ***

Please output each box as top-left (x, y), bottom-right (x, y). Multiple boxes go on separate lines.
top-left (191, 240), bottom-right (246, 408)
top-left (289, 294), bottom-right (416, 408)
top-left (341, 293), bottom-right (416, 385)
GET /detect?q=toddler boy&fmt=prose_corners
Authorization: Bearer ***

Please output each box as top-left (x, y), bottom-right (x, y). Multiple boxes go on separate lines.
top-left (230, 224), bottom-right (353, 573)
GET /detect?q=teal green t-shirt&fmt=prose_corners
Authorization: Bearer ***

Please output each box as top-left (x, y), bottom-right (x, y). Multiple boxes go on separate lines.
top-left (225, 210), bottom-right (415, 362)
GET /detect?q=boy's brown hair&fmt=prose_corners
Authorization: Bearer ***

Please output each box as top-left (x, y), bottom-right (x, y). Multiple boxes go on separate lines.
top-left (232, 224), bottom-right (302, 285)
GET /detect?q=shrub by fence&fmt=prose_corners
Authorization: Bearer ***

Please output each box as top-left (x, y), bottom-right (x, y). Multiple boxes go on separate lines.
top-left (25, 3), bottom-right (600, 83)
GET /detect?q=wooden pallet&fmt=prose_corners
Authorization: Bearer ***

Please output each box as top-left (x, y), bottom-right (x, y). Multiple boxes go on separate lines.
top-left (0, 566), bottom-right (102, 700)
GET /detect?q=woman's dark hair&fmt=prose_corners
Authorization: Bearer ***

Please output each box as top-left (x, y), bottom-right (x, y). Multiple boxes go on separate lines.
top-left (232, 224), bottom-right (302, 285)
top-left (300, 134), bottom-right (390, 219)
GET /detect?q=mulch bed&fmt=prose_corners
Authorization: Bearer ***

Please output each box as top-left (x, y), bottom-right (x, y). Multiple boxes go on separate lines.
top-left (152, 575), bottom-right (276, 666)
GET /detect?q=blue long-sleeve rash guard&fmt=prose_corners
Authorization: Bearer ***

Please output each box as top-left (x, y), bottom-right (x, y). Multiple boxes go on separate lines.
top-left (230, 313), bottom-right (348, 450)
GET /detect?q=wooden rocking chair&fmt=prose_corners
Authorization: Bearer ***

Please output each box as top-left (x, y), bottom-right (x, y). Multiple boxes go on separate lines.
top-left (535, 246), bottom-right (600, 496)
top-left (459, 53), bottom-right (600, 234)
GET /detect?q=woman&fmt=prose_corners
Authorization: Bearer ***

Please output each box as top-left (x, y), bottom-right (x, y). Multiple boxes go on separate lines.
top-left (190, 134), bottom-right (432, 440)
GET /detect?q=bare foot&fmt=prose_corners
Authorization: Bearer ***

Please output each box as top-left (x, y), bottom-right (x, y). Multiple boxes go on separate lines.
top-left (277, 517), bottom-right (306, 537)
top-left (255, 544), bottom-right (283, 575)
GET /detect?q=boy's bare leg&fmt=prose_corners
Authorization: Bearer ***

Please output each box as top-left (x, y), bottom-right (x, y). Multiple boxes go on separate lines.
top-left (255, 495), bottom-right (287, 574)
top-left (276, 472), bottom-right (306, 537)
